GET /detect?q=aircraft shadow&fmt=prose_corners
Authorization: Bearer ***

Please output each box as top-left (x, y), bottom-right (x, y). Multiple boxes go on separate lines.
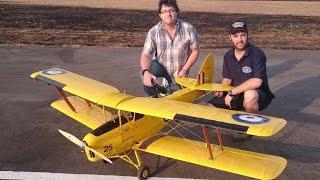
top-left (268, 59), bottom-right (303, 78)
top-left (149, 156), bottom-right (177, 177)
top-left (264, 75), bottom-right (320, 124)
top-left (226, 135), bottom-right (320, 163)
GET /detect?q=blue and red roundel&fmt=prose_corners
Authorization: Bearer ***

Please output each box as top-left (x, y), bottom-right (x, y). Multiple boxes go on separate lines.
top-left (42, 69), bottom-right (67, 75)
top-left (232, 114), bottom-right (269, 124)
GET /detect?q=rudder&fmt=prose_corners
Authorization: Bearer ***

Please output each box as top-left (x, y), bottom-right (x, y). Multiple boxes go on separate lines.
top-left (195, 54), bottom-right (214, 85)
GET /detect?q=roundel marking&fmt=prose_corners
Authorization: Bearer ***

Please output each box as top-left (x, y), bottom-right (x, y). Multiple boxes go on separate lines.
top-left (242, 66), bottom-right (252, 74)
top-left (42, 69), bottom-right (67, 75)
top-left (232, 114), bottom-right (269, 124)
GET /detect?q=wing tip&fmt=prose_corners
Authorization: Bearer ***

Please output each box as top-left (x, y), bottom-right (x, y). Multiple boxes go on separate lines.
top-left (30, 71), bottom-right (41, 79)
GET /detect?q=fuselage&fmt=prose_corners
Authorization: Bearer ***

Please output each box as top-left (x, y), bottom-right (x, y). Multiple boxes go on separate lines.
top-left (83, 88), bottom-right (204, 162)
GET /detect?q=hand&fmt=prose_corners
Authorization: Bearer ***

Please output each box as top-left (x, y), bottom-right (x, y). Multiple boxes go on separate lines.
top-left (143, 71), bottom-right (156, 87)
top-left (215, 91), bottom-right (223, 97)
top-left (177, 69), bottom-right (187, 78)
top-left (224, 94), bottom-right (233, 109)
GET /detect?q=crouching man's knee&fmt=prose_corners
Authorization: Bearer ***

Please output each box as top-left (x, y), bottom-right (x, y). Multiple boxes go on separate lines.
top-left (243, 90), bottom-right (259, 113)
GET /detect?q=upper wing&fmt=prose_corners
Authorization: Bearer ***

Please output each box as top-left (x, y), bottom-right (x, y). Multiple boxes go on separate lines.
top-left (31, 68), bottom-right (134, 108)
top-left (31, 68), bottom-right (286, 136)
top-left (117, 97), bottom-right (286, 137)
top-left (135, 135), bottom-right (287, 179)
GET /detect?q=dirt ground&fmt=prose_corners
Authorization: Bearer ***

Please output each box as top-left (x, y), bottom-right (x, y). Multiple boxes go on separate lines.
top-left (1, 1), bottom-right (320, 50)
top-left (4, 0), bottom-right (320, 16)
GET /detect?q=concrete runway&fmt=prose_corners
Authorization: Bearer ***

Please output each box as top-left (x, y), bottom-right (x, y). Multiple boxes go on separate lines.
top-left (0, 46), bottom-right (319, 179)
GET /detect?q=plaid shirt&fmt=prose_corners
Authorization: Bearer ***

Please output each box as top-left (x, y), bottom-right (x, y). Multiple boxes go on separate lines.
top-left (142, 19), bottom-right (200, 80)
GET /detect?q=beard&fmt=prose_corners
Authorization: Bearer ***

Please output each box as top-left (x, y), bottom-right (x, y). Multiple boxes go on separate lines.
top-left (235, 42), bottom-right (246, 51)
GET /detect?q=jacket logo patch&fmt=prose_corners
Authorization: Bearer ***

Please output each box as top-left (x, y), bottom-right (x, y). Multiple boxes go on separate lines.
top-left (242, 66), bottom-right (252, 73)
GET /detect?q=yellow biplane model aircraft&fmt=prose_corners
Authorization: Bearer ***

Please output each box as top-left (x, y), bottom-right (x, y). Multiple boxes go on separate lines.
top-left (30, 54), bottom-right (287, 179)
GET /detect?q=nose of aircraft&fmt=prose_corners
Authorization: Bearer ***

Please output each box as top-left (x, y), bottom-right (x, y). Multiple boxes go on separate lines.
top-left (58, 129), bottom-right (113, 164)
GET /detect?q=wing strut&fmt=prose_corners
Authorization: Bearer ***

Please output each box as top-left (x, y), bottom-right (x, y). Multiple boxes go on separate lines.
top-left (216, 128), bottom-right (224, 151)
top-left (56, 87), bottom-right (76, 112)
top-left (198, 72), bottom-right (215, 160)
top-left (85, 99), bottom-right (92, 108)
top-left (202, 126), bottom-right (214, 160)
top-left (202, 127), bottom-right (225, 160)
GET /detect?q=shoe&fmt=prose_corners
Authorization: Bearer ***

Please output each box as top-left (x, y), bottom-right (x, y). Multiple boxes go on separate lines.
top-left (232, 133), bottom-right (252, 142)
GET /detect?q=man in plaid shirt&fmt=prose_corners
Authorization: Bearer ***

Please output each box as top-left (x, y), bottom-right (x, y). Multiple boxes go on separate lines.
top-left (140, 0), bottom-right (200, 97)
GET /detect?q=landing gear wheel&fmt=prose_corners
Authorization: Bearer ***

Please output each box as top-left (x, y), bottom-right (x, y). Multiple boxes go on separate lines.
top-left (137, 165), bottom-right (150, 180)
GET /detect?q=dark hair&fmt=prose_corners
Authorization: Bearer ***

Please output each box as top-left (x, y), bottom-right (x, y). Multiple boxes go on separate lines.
top-left (158, 0), bottom-right (180, 14)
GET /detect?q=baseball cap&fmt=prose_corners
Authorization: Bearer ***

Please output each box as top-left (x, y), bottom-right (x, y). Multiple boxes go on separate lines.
top-left (230, 21), bottom-right (248, 34)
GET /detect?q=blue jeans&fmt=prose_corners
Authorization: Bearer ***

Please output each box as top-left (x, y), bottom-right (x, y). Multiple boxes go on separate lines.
top-left (143, 60), bottom-right (172, 97)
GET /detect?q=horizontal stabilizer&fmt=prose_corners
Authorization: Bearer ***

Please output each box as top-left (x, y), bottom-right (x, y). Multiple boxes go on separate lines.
top-left (137, 135), bottom-right (286, 179)
top-left (176, 78), bottom-right (232, 92)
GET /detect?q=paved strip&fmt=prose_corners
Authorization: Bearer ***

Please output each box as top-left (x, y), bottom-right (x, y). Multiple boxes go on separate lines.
top-left (0, 171), bottom-right (193, 180)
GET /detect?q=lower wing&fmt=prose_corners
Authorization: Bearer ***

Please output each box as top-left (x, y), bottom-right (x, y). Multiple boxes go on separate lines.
top-left (51, 96), bottom-right (112, 129)
top-left (135, 135), bottom-right (287, 179)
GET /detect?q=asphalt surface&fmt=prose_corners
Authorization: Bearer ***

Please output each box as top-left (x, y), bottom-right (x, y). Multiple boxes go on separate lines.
top-left (0, 46), bottom-right (320, 179)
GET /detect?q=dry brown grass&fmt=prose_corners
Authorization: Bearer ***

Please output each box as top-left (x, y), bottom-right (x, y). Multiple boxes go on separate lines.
top-left (3, 0), bottom-right (320, 16)
top-left (0, 4), bottom-right (319, 49)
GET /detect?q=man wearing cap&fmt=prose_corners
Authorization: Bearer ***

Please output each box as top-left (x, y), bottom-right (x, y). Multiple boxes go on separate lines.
top-left (208, 21), bottom-right (275, 141)
top-left (140, 0), bottom-right (200, 97)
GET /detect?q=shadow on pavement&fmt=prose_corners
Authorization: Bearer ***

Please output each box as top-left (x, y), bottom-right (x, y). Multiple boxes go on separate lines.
top-left (149, 156), bottom-right (177, 177)
top-left (268, 59), bottom-right (303, 78)
top-left (266, 75), bottom-right (320, 124)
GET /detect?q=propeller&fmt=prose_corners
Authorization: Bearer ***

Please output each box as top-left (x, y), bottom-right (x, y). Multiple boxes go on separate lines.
top-left (58, 129), bottom-right (113, 164)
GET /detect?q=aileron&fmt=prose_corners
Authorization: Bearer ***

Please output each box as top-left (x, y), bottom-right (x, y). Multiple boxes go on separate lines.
top-left (34, 75), bottom-right (65, 88)
top-left (173, 114), bottom-right (249, 132)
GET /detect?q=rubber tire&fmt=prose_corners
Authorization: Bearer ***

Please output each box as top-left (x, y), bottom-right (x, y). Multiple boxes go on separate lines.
top-left (137, 165), bottom-right (150, 180)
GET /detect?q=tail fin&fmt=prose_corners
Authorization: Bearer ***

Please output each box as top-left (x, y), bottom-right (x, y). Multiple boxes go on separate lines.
top-left (195, 53), bottom-right (214, 85)
top-left (176, 54), bottom-right (214, 88)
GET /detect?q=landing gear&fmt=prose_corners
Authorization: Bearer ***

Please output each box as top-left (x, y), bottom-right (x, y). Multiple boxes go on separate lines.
top-left (117, 149), bottom-right (150, 179)
top-left (137, 165), bottom-right (150, 180)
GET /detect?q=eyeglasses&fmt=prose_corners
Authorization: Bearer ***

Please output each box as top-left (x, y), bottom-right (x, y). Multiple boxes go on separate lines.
top-left (160, 9), bottom-right (176, 14)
